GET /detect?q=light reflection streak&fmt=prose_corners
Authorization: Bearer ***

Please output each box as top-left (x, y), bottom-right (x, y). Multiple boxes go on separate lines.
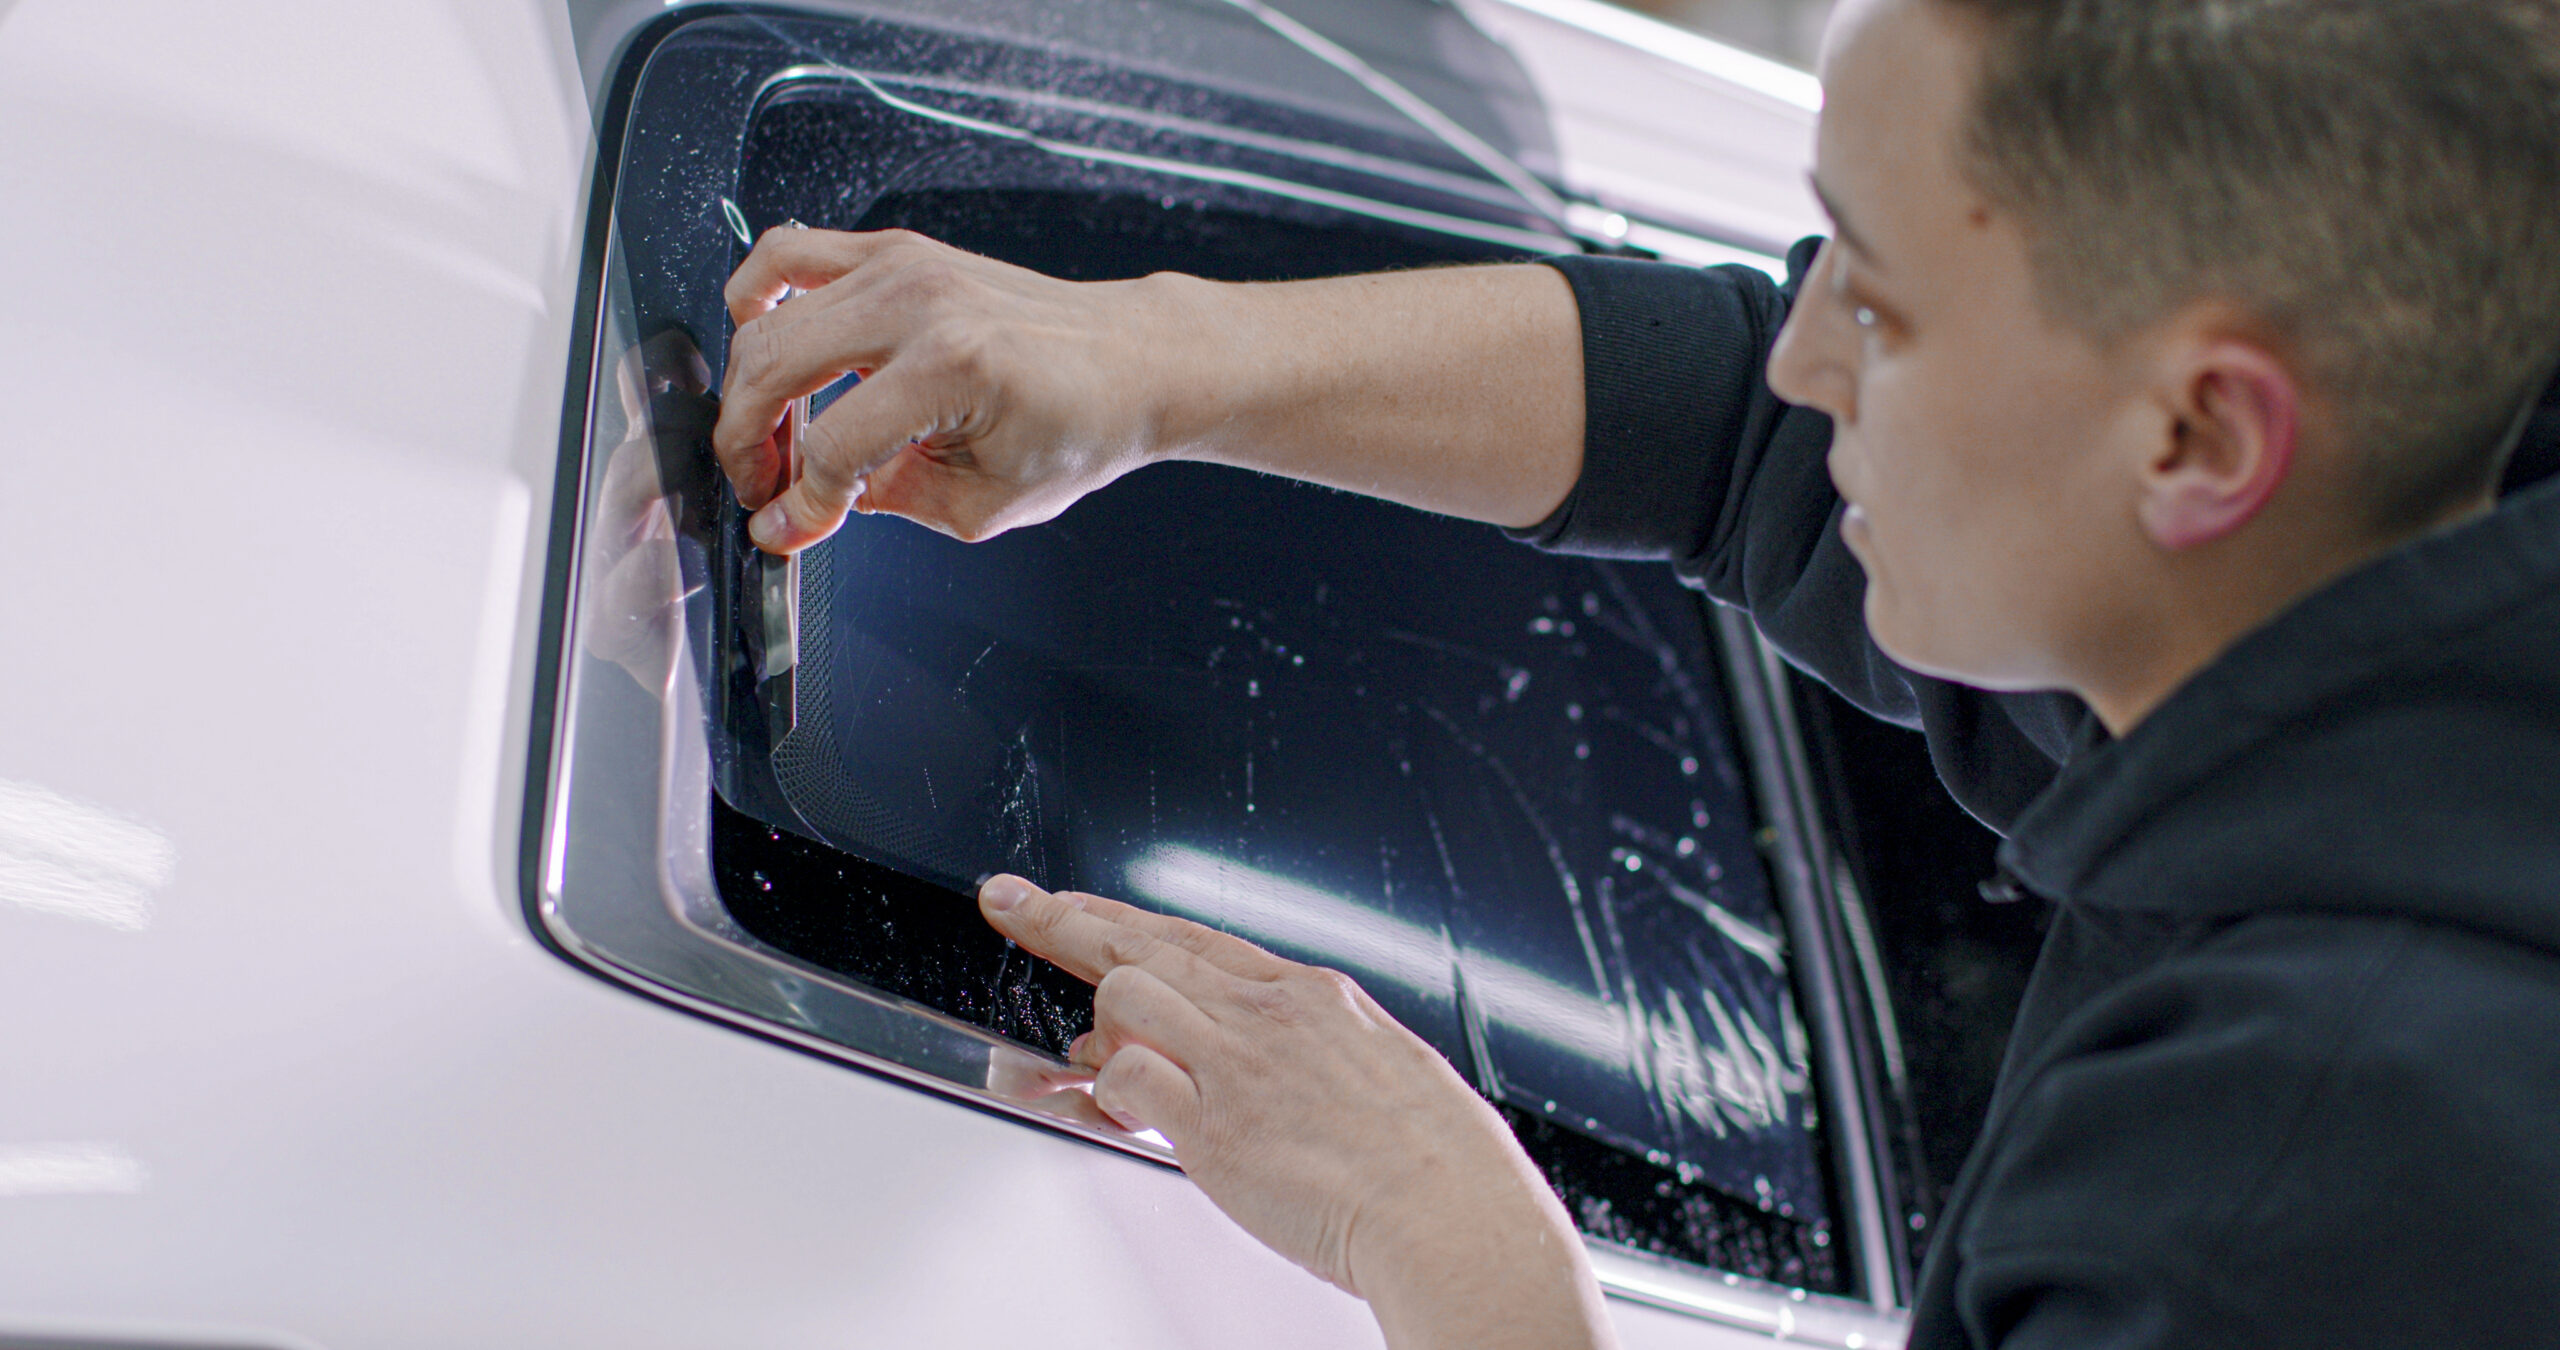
top-left (1123, 845), bottom-right (1806, 1139)
top-left (0, 778), bottom-right (175, 932)
top-left (0, 1142), bottom-right (146, 1197)
top-left (1474, 0), bottom-right (1826, 111)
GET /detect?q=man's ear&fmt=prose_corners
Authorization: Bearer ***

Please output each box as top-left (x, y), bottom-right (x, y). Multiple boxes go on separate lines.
top-left (2139, 336), bottom-right (2300, 551)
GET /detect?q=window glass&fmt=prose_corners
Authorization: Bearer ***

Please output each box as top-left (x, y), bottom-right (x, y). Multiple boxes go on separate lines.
top-left (549, 9), bottom-right (1856, 1295)
top-left (697, 67), bottom-right (1842, 1288)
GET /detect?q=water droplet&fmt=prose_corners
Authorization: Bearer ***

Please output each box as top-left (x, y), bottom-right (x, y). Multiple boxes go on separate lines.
top-left (1581, 592), bottom-right (1601, 616)
top-left (1565, 702), bottom-right (1583, 721)
top-left (1621, 852), bottom-right (1643, 872)
top-left (1692, 804), bottom-right (1711, 828)
top-left (1676, 836), bottom-right (1698, 857)
top-left (1530, 616), bottom-right (1556, 634)
top-left (1292, 654), bottom-right (1305, 667)
top-left (1246, 680), bottom-right (1260, 697)
top-left (1558, 620), bottom-right (1576, 637)
top-left (1680, 756), bottom-right (1700, 777)
top-left (1574, 741), bottom-right (1591, 760)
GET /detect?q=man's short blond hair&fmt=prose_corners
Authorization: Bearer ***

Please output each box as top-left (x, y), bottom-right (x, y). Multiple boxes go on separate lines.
top-left (1938, 0), bottom-right (2560, 533)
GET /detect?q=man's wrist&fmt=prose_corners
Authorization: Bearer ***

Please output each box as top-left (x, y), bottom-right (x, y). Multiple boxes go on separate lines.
top-left (1121, 269), bottom-right (1252, 468)
top-left (1346, 1129), bottom-right (1616, 1350)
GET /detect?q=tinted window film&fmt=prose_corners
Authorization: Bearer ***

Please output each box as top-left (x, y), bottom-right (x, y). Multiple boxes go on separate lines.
top-left (698, 70), bottom-right (1842, 1289)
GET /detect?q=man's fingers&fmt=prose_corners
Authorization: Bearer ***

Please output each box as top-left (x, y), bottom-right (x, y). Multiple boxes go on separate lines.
top-left (722, 226), bottom-right (925, 325)
top-left (1056, 890), bottom-right (1293, 982)
top-left (978, 874), bottom-right (1222, 992)
top-left (1080, 965), bottom-right (1224, 1074)
top-left (719, 288), bottom-right (917, 455)
top-left (1092, 1043), bottom-right (1204, 1142)
top-left (743, 368), bottom-right (939, 554)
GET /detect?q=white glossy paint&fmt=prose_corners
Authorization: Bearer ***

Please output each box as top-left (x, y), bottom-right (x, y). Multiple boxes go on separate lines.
top-left (0, 0), bottom-right (1872, 1344)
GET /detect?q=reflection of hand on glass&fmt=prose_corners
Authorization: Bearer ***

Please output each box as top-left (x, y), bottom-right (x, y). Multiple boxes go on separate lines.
top-left (582, 331), bottom-right (713, 694)
top-left (984, 1042), bottom-right (1116, 1131)
top-left (973, 874), bottom-right (1616, 1350)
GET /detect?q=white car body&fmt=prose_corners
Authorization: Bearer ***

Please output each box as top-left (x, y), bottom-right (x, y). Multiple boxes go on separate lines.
top-left (0, 1), bottom-right (1887, 1345)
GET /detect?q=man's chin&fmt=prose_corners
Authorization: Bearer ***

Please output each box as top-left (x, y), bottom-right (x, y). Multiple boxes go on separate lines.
top-left (1864, 587), bottom-right (1981, 687)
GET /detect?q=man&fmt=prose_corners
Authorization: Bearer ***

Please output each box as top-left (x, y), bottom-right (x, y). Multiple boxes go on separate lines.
top-left (708, 0), bottom-right (2560, 1345)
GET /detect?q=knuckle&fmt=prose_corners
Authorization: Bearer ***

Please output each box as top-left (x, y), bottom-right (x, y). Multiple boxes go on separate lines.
top-left (1311, 968), bottom-right (1363, 1006)
top-left (1238, 978), bottom-right (1303, 1023)
top-left (923, 329), bottom-right (993, 385)
top-left (730, 317), bottom-right (785, 387)
top-left (1093, 964), bottom-right (1143, 1012)
top-left (876, 228), bottom-right (932, 255)
top-left (798, 426), bottom-right (862, 498)
top-left (1099, 928), bottom-right (1159, 970)
top-left (885, 254), bottom-right (959, 306)
top-left (1164, 923), bottom-right (1226, 960)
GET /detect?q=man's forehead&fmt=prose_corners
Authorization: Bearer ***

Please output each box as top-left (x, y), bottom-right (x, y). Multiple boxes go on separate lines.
top-left (1810, 0), bottom-right (1984, 263)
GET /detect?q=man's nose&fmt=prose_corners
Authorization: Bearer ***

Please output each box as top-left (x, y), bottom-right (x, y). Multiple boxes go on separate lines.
top-left (1767, 255), bottom-right (1855, 421)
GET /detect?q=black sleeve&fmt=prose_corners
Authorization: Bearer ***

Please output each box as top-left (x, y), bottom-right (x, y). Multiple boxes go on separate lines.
top-left (1510, 241), bottom-right (2088, 833)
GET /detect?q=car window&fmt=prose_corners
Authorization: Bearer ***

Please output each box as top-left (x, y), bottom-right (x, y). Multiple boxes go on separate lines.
top-left (541, 7), bottom-right (1881, 1308)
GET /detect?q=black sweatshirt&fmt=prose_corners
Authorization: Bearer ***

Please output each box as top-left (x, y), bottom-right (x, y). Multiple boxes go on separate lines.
top-left (1522, 246), bottom-right (2560, 1349)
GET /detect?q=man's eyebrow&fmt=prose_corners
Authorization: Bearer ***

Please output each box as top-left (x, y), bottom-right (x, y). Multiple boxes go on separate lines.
top-left (1809, 176), bottom-right (1882, 270)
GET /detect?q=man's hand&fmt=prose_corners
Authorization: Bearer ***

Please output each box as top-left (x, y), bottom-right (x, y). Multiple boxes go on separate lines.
top-left (713, 227), bottom-right (1588, 555)
top-left (976, 874), bottom-right (1617, 1350)
top-left (717, 228), bottom-right (1186, 549)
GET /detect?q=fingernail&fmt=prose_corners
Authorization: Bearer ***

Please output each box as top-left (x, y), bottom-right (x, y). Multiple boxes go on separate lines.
top-left (981, 875), bottom-right (1034, 912)
top-left (749, 504), bottom-right (788, 548)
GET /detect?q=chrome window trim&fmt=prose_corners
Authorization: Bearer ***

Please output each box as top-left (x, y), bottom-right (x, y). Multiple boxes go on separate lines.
top-left (527, 8), bottom-right (1905, 1337)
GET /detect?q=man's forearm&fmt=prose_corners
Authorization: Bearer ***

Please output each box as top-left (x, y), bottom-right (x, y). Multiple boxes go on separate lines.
top-left (1142, 263), bottom-right (1586, 530)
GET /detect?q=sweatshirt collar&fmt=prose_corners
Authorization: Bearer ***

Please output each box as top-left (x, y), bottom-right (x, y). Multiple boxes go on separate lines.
top-left (1996, 476), bottom-right (2560, 905)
